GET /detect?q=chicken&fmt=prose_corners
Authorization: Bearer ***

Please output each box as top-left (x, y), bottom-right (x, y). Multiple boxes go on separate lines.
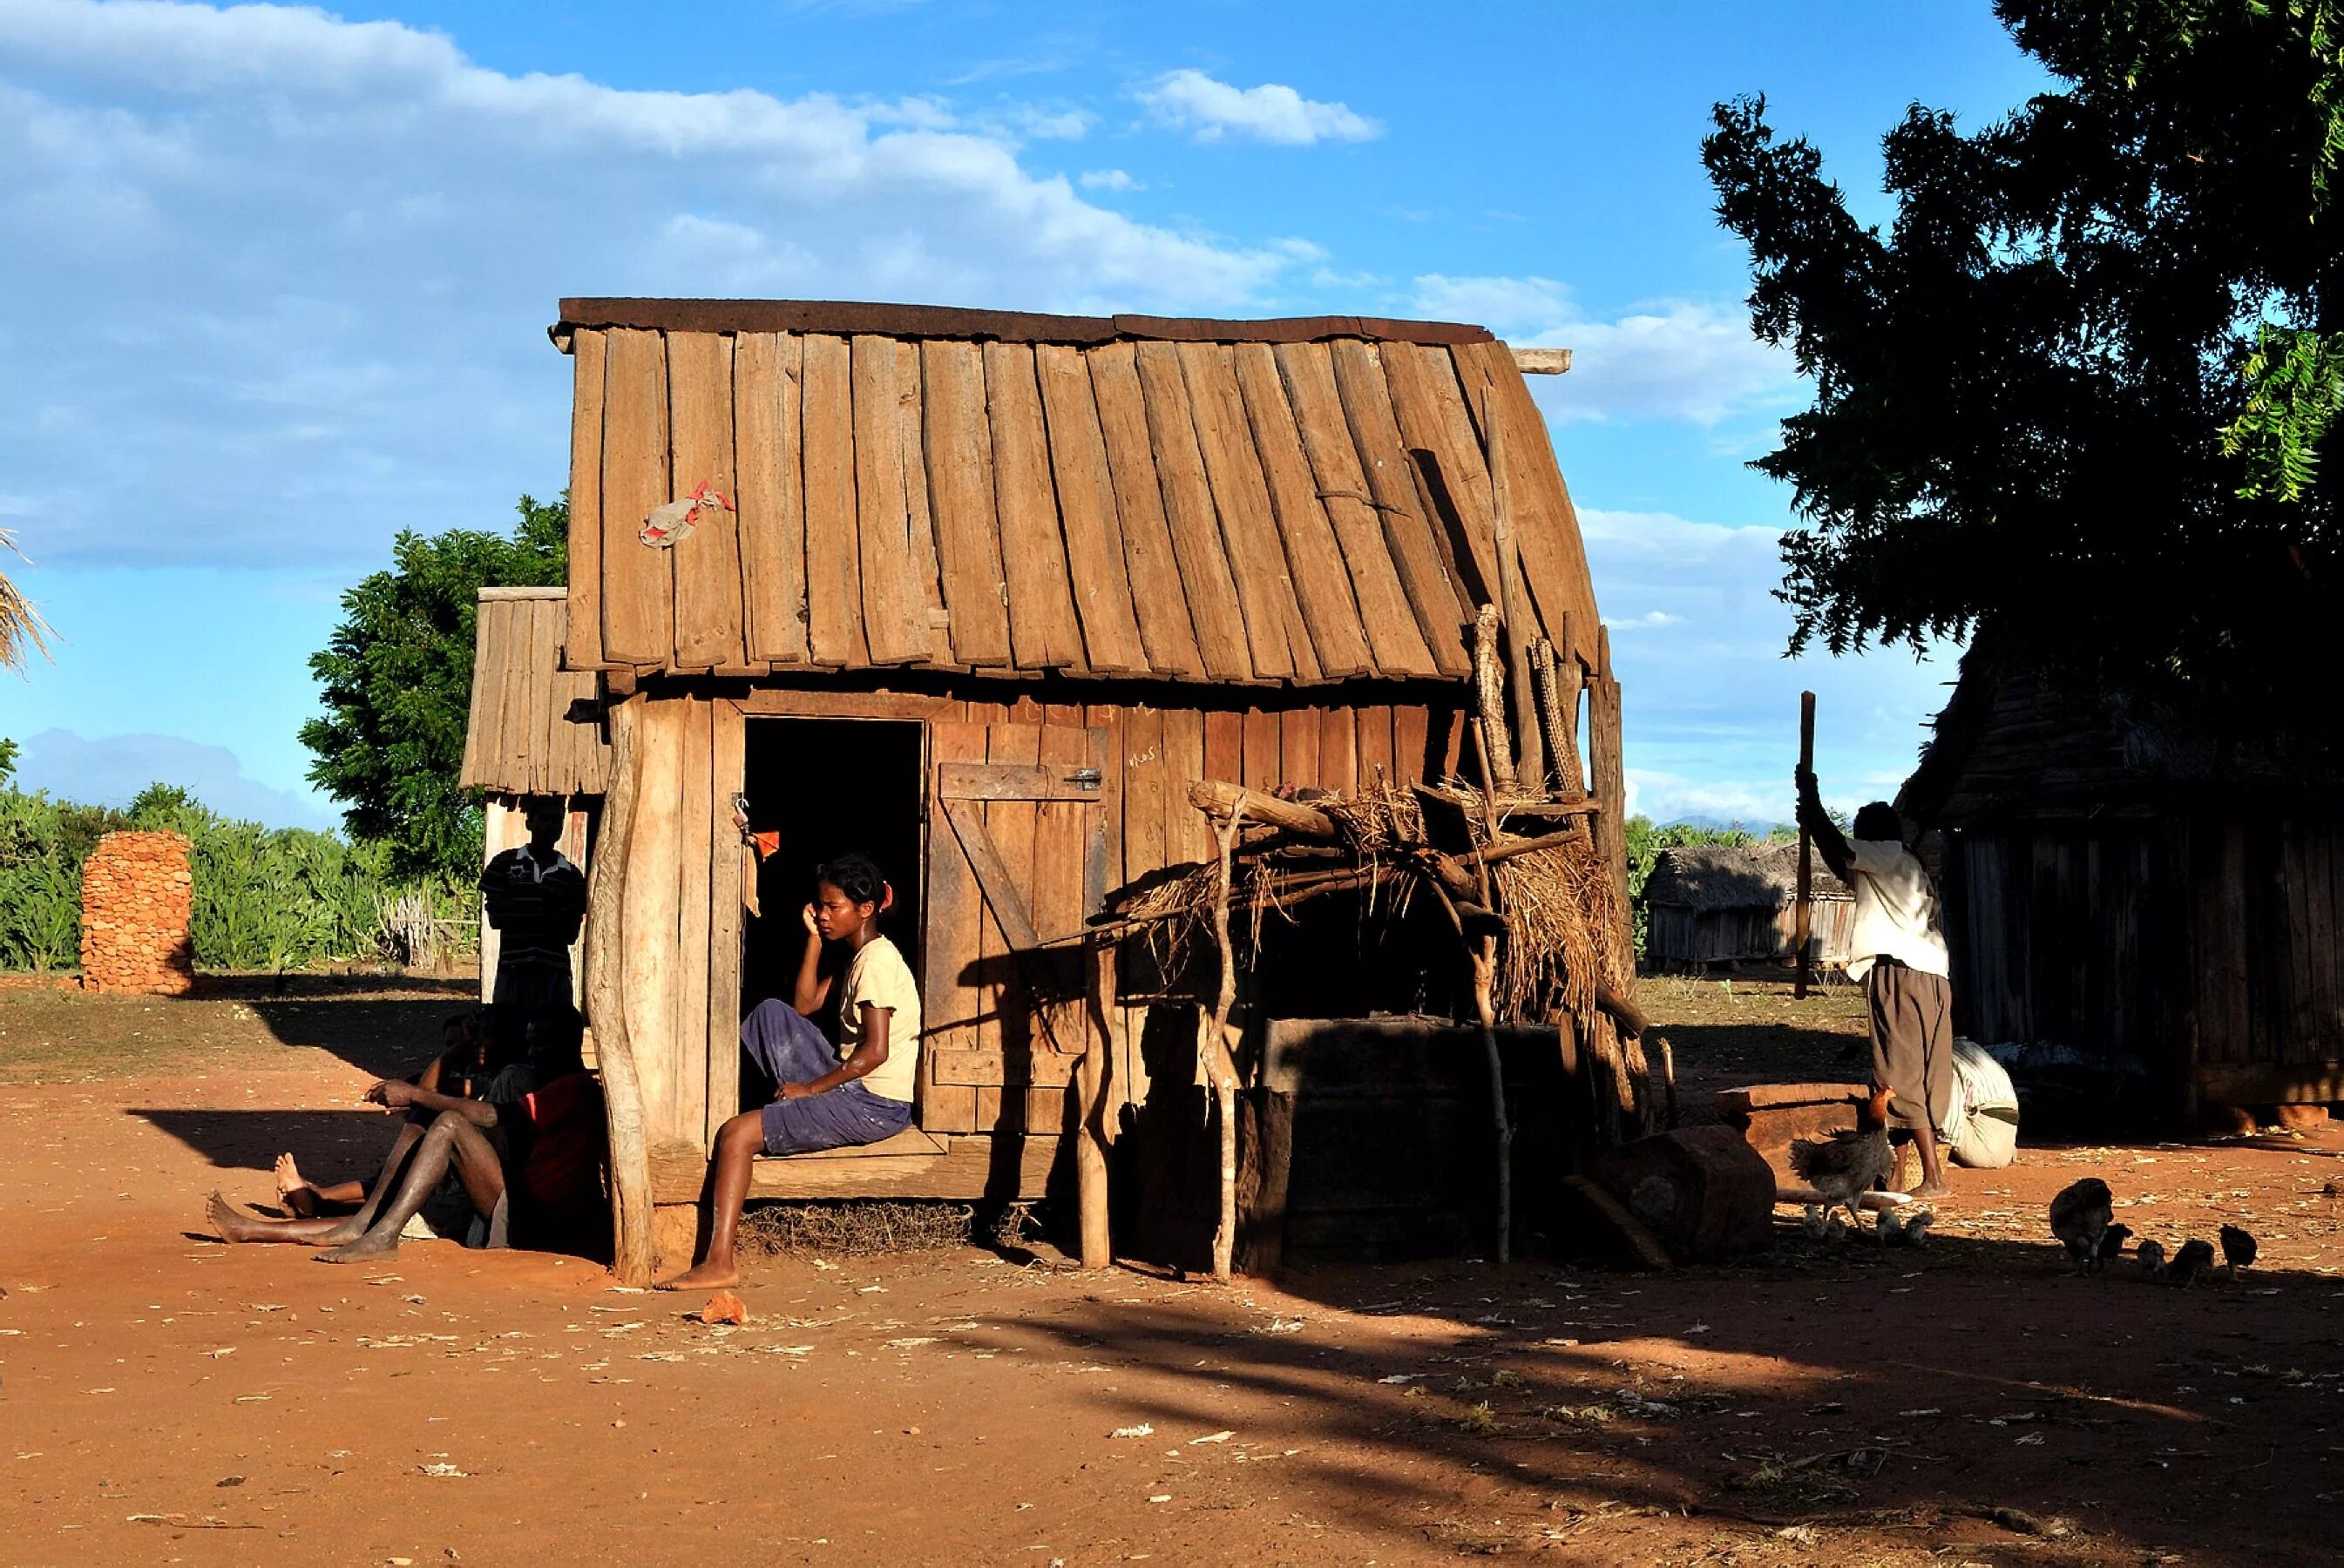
top-left (1790, 1085), bottom-right (1896, 1231)
top-left (2049, 1178), bottom-right (2115, 1274)
top-left (1801, 1204), bottom-right (1829, 1240)
top-left (1824, 1213), bottom-right (1851, 1244)
top-left (2219, 1224), bottom-right (2258, 1276)
top-left (2096, 1222), bottom-right (2132, 1269)
top-left (1875, 1208), bottom-right (1906, 1245)
top-left (1899, 1210), bottom-right (1934, 1247)
top-left (2168, 1237), bottom-right (2216, 1287)
top-left (2135, 1238), bottom-right (2166, 1280)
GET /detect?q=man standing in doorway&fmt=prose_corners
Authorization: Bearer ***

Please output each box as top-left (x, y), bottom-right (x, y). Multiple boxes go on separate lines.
top-left (482, 796), bottom-right (588, 1009)
top-left (1795, 769), bottom-right (1953, 1198)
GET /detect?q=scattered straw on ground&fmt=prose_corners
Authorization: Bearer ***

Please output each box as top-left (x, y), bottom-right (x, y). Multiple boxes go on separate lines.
top-left (738, 1199), bottom-right (1041, 1257)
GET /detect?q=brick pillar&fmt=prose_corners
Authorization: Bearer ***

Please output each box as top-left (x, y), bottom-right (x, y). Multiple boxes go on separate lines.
top-left (79, 831), bottom-right (196, 995)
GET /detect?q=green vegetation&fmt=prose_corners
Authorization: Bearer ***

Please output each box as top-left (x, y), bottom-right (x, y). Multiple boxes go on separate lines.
top-left (1702, 0), bottom-right (2344, 720)
top-left (301, 496), bottom-right (567, 882)
top-left (0, 780), bottom-right (473, 975)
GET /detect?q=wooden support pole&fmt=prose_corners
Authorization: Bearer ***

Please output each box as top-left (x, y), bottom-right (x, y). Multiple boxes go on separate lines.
top-left (1205, 808), bottom-right (1246, 1284)
top-left (585, 698), bottom-right (655, 1287)
top-left (1589, 629), bottom-right (1630, 925)
top-left (1076, 938), bottom-right (1114, 1269)
top-left (1795, 689), bottom-right (1817, 1000)
top-left (1187, 780), bottom-right (1336, 839)
top-left (1471, 604), bottom-right (1517, 792)
top-left (1486, 396), bottom-right (1545, 791)
top-left (1551, 612), bottom-right (1585, 798)
top-left (1470, 933), bottom-right (1513, 1266)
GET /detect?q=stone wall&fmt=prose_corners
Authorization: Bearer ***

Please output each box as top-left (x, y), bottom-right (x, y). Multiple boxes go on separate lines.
top-left (79, 831), bottom-right (195, 995)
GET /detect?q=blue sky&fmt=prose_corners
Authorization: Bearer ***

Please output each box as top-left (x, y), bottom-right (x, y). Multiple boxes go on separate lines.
top-left (0, 0), bottom-right (2044, 829)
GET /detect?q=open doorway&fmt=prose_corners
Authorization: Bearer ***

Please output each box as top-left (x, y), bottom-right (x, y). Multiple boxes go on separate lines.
top-left (738, 717), bottom-right (926, 1044)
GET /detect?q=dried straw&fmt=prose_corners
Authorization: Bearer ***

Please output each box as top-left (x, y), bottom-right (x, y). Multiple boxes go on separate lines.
top-left (0, 528), bottom-right (53, 673)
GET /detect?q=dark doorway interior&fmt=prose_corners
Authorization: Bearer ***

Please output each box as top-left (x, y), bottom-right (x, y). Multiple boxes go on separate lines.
top-left (738, 718), bottom-right (925, 1040)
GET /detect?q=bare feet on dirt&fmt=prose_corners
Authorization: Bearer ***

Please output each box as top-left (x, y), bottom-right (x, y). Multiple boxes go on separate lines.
top-left (654, 1260), bottom-right (742, 1292)
top-left (206, 1190), bottom-right (263, 1243)
top-left (274, 1152), bottom-right (318, 1218)
top-left (315, 1232), bottom-right (399, 1265)
top-left (1909, 1179), bottom-right (1951, 1199)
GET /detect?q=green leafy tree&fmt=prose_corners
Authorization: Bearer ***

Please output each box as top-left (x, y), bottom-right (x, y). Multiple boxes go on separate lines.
top-left (301, 496), bottom-right (566, 880)
top-left (1703, 0), bottom-right (2344, 724)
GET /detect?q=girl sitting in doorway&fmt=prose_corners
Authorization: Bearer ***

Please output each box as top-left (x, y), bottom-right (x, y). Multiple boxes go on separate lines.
top-left (659, 853), bottom-right (922, 1290)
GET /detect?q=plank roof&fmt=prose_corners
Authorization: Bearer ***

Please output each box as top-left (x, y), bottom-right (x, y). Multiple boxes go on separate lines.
top-left (459, 588), bottom-right (611, 796)
top-left (552, 299), bottom-right (1602, 685)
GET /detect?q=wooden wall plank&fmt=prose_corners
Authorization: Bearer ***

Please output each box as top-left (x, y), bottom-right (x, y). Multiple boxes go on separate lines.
top-left (1452, 341), bottom-right (1603, 669)
top-left (1177, 341), bottom-right (1311, 681)
top-left (1163, 707), bottom-right (1209, 865)
top-left (1232, 341), bottom-right (1372, 679)
top-left (800, 335), bottom-right (863, 667)
top-left (1318, 706), bottom-right (1358, 796)
top-left (1035, 344), bottom-right (1148, 672)
top-left (1281, 706), bottom-right (1320, 789)
top-left (527, 599), bottom-right (562, 795)
top-left (565, 329), bottom-right (607, 669)
top-left (667, 332), bottom-right (745, 670)
top-left (922, 720), bottom-right (987, 1133)
top-left (982, 720), bottom-right (1045, 1123)
top-left (1086, 342), bottom-right (1206, 679)
top-left (459, 608), bottom-right (497, 793)
top-left (1203, 709), bottom-right (1243, 799)
top-left (982, 341), bottom-right (1087, 670)
top-left (1355, 705), bottom-right (1393, 789)
top-left (1271, 341), bottom-right (1440, 679)
top-left (1035, 710), bottom-right (1090, 1053)
top-left (1383, 340), bottom-right (1502, 604)
top-left (1133, 341), bottom-right (1253, 681)
top-left (894, 341), bottom-right (957, 667)
top-left (918, 340), bottom-right (1013, 667)
top-left (490, 604), bottom-right (527, 799)
top-left (621, 699), bottom-right (686, 1150)
top-left (1393, 706), bottom-right (1431, 785)
top-left (1329, 339), bottom-right (1470, 676)
top-left (1243, 706), bottom-right (1280, 791)
top-left (600, 328), bottom-right (674, 665)
top-left (735, 331), bottom-right (810, 666)
top-left (850, 335), bottom-right (932, 665)
top-left (707, 700), bottom-right (746, 1145)
top-left (675, 697), bottom-right (715, 1146)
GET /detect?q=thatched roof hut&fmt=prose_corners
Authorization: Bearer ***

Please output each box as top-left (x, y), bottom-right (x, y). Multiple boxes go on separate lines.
top-left (546, 299), bottom-right (1632, 1281)
top-left (1642, 841), bottom-right (1853, 973)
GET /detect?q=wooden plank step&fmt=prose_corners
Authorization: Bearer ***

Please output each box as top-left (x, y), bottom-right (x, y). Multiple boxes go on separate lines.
top-left (647, 1133), bottom-right (1060, 1204)
top-left (1711, 1081), bottom-right (1867, 1118)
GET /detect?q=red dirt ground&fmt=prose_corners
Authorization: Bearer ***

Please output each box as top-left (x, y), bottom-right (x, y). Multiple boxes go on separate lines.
top-left (3, 979), bottom-right (2341, 1565)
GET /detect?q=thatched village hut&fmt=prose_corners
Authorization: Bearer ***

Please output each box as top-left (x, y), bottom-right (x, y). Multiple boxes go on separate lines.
top-left (457, 586), bottom-right (608, 1004)
top-left (543, 298), bottom-right (1637, 1283)
top-left (1899, 649), bottom-right (2344, 1123)
top-left (1642, 841), bottom-right (1853, 974)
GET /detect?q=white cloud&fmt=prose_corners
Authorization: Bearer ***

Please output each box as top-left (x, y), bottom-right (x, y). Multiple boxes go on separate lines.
top-left (13, 728), bottom-right (335, 828)
top-left (1136, 69), bottom-right (1380, 145)
top-left (1410, 274), bottom-right (1799, 426)
top-left (0, 1), bottom-right (1316, 567)
top-left (1603, 609), bottom-right (1684, 632)
top-left (1079, 167), bottom-right (1139, 192)
top-left (1004, 105), bottom-right (1092, 140)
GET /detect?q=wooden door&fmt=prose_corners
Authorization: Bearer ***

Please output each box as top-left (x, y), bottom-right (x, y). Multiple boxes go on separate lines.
top-left (921, 722), bottom-right (1111, 1134)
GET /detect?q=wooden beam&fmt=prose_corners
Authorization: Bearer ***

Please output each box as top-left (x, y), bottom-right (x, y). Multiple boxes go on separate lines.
top-left (938, 761), bottom-right (1108, 803)
top-left (1511, 348), bottom-right (1572, 375)
top-left (1186, 779), bottom-right (1336, 838)
top-left (584, 698), bottom-right (654, 1286)
top-left (2197, 1062), bottom-right (2344, 1105)
top-left (942, 797), bottom-right (1042, 951)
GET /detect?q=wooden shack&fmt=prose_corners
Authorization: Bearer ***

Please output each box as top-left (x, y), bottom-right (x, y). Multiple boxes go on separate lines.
top-left (1899, 649), bottom-right (2344, 1123)
top-left (548, 298), bottom-right (1625, 1282)
top-left (457, 586), bottom-right (609, 1004)
top-left (1642, 841), bottom-right (1853, 974)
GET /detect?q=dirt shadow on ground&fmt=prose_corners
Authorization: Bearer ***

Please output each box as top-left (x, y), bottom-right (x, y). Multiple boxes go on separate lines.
top-left (131, 1106), bottom-right (401, 1184)
top-left (981, 1225), bottom-right (2339, 1563)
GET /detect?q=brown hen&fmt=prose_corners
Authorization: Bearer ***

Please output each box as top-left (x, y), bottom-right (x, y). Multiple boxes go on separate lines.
top-left (1789, 1085), bottom-right (1896, 1231)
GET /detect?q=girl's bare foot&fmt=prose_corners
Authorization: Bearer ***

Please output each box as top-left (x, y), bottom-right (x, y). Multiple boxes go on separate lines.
top-left (655, 1260), bottom-right (742, 1291)
top-left (274, 1153), bottom-right (318, 1218)
top-left (207, 1191), bottom-right (276, 1243)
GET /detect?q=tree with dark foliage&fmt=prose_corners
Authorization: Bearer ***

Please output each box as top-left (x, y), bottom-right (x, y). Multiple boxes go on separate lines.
top-left (301, 497), bottom-right (566, 880)
top-left (1704, 1), bottom-right (2344, 740)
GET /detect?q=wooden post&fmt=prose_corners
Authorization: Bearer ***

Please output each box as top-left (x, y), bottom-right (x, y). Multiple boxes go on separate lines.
top-left (1485, 393), bottom-right (1545, 791)
top-left (585, 698), bottom-right (656, 1287)
top-left (1795, 689), bottom-right (1817, 1000)
top-left (1471, 605), bottom-right (1517, 792)
top-left (1589, 629), bottom-right (1630, 927)
top-left (1470, 934), bottom-right (1513, 1265)
top-left (1205, 809), bottom-right (1245, 1283)
top-left (1076, 939), bottom-right (1114, 1269)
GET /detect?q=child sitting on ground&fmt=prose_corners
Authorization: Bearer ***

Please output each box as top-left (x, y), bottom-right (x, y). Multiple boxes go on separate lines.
top-left (658, 853), bottom-right (921, 1290)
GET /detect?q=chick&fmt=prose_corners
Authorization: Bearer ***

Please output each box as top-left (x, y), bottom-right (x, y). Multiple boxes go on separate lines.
top-left (2219, 1224), bottom-right (2258, 1276)
top-left (2168, 1237), bottom-right (2216, 1287)
top-left (2135, 1238), bottom-right (2166, 1280)
top-left (2096, 1222), bottom-right (2133, 1270)
top-left (1895, 1209), bottom-right (1934, 1247)
top-left (2049, 1178), bottom-right (2115, 1274)
top-left (1875, 1208), bottom-right (1906, 1245)
top-left (1801, 1204), bottom-right (1829, 1240)
top-left (1824, 1212), bottom-right (1850, 1244)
